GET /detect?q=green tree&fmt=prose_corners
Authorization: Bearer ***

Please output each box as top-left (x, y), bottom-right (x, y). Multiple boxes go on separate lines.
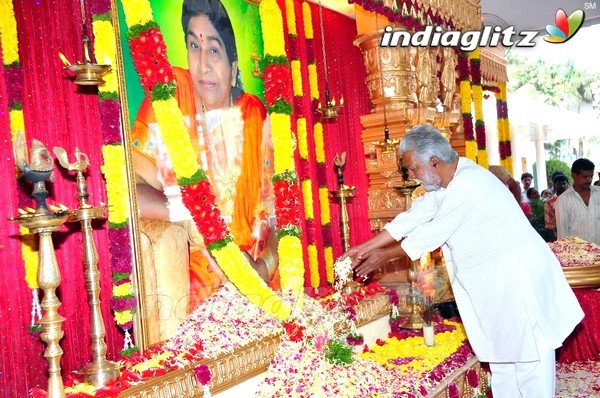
top-left (507, 55), bottom-right (599, 109)
top-left (545, 158), bottom-right (572, 186)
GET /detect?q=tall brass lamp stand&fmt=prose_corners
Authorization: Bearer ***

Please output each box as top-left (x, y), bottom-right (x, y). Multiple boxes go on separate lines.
top-left (10, 135), bottom-right (69, 398)
top-left (394, 169), bottom-right (424, 329)
top-left (55, 147), bottom-right (118, 387)
top-left (330, 153), bottom-right (360, 294)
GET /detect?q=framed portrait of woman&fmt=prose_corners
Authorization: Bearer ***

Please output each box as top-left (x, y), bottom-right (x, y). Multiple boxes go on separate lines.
top-left (114, 0), bottom-right (270, 348)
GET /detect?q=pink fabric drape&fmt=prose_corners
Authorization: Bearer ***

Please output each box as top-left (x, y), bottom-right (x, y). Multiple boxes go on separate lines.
top-left (0, 0), bottom-right (123, 395)
top-left (557, 289), bottom-right (600, 363)
top-left (312, 5), bottom-right (374, 256)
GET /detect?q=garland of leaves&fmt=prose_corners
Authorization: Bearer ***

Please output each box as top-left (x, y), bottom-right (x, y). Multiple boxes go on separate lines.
top-left (469, 48), bottom-right (488, 168)
top-left (0, 0), bottom-right (43, 332)
top-left (260, 0), bottom-right (306, 307)
top-left (89, 0), bottom-right (137, 354)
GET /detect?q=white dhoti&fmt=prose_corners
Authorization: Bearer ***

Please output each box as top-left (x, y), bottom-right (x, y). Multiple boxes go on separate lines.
top-left (489, 323), bottom-right (556, 398)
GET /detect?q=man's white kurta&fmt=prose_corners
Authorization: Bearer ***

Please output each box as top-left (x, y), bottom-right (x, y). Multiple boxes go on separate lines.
top-left (384, 158), bottom-right (583, 362)
top-left (555, 185), bottom-right (600, 245)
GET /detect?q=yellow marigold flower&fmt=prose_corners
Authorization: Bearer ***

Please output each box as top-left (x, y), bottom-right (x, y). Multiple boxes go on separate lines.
top-left (101, 145), bottom-right (130, 225)
top-left (270, 113), bottom-right (294, 174)
top-left (307, 244), bottom-right (320, 288)
top-left (505, 155), bottom-right (513, 175)
top-left (291, 60), bottom-right (303, 97)
top-left (9, 110), bottom-right (24, 136)
top-left (121, 0), bottom-right (153, 28)
top-left (324, 246), bottom-right (334, 283)
top-left (465, 140), bottom-right (477, 162)
top-left (0, 0), bottom-right (19, 65)
top-left (297, 117), bottom-right (308, 159)
top-left (468, 47), bottom-right (480, 59)
top-left (318, 187), bottom-right (330, 225)
top-left (93, 20), bottom-right (119, 94)
top-left (302, 179), bottom-right (314, 219)
top-left (260, 0), bottom-right (285, 57)
top-left (132, 351), bottom-right (171, 372)
top-left (361, 320), bottom-right (466, 376)
top-left (115, 309), bottom-right (134, 325)
top-left (285, 0), bottom-right (297, 37)
top-left (113, 282), bottom-right (132, 297)
top-left (153, 98), bottom-right (199, 180)
top-left (460, 80), bottom-right (472, 114)
top-left (65, 383), bottom-right (97, 394)
top-left (478, 149), bottom-right (489, 168)
top-left (213, 242), bottom-right (292, 320)
top-left (302, 2), bottom-right (313, 39)
top-left (308, 64), bottom-right (319, 100)
top-left (21, 228), bottom-right (38, 289)
top-left (278, 235), bottom-right (305, 298)
top-left (313, 122), bottom-right (325, 163)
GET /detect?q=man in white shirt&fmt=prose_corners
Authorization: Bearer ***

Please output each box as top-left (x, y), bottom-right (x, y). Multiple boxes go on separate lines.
top-left (344, 124), bottom-right (583, 398)
top-left (556, 158), bottom-right (600, 245)
top-left (521, 172), bottom-right (533, 203)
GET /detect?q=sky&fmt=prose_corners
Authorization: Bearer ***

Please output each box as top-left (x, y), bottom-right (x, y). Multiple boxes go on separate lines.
top-left (510, 24), bottom-right (600, 73)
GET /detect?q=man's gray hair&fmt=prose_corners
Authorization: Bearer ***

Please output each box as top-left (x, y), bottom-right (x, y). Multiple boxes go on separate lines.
top-left (399, 124), bottom-right (458, 164)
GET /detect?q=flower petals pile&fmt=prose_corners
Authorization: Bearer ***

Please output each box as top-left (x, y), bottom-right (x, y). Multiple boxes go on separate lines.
top-left (550, 237), bottom-right (600, 268)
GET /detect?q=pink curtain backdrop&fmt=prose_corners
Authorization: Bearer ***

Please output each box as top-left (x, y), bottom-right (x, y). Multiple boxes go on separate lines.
top-left (311, 4), bottom-right (374, 255)
top-left (0, 0), bottom-right (124, 395)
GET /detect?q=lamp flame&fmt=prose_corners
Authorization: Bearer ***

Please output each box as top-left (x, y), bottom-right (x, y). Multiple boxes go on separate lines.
top-left (58, 52), bottom-right (72, 67)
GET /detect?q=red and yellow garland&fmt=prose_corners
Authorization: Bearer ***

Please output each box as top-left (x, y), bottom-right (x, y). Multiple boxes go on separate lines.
top-left (304, 2), bottom-right (334, 284)
top-left (468, 48), bottom-right (487, 168)
top-left (496, 83), bottom-right (512, 174)
top-left (90, 0), bottom-right (137, 353)
top-left (122, 0), bottom-right (304, 320)
top-left (458, 51), bottom-right (475, 162)
top-left (261, 0), bottom-right (306, 306)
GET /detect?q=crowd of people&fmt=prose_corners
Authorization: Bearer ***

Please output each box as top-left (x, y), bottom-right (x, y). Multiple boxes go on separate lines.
top-left (507, 161), bottom-right (600, 245)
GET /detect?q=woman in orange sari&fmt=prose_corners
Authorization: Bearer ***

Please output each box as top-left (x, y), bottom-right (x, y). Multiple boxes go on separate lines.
top-left (131, 0), bottom-right (277, 324)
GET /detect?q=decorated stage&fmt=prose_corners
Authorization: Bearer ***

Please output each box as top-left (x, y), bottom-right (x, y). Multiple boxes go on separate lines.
top-left (49, 283), bottom-right (490, 398)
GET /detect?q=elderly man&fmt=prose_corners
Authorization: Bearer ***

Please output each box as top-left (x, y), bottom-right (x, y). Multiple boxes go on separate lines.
top-left (556, 158), bottom-right (600, 245)
top-left (344, 124), bottom-right (583, 398)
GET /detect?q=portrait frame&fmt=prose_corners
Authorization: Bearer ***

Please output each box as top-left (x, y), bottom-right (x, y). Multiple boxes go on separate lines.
top-left (111, 0), bottom-right (266, 349)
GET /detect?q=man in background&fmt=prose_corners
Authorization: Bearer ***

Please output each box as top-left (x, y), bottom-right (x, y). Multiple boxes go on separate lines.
top-left (556, 158), bottom-right (600, 245)
top-left (544, 174), bottom-right (569, 242)
top-left (489, 165), bottom-right (521, 203)
top-left (521, 172), bottom-right (533, 203)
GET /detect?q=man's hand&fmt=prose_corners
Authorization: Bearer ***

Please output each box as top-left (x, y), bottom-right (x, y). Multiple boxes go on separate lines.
top-left (353, 248), bottom-right (387, 278)
top-left (351, 244), bottom-right (408, 278)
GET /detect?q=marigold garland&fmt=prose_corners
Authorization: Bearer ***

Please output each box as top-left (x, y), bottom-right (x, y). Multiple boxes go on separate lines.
top-left (458, 52), bottom-right (476, 162)
top-left (469, 48), bottom-right (488, 168)
top-left (122, 0), bottom-right (295, 320)
top-left (1, 0), bottom-right (42, 331)
top-left (285, 0), bottom-right (331, 288)
top-left (261, 0), bottom-right (307, 300)
top-left (496, 83), bottom-right (512, 174)
top-left (89, 0), bottom-right (138, 353)
top-left (249, 0), bottom-right (307, 308)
